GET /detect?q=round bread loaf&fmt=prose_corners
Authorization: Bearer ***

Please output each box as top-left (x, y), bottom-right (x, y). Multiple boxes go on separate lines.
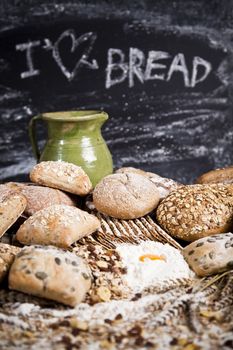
top-left (4, 182), bottom-right (77, 216)
top-left (93, 173), bottom-right (160, 219)
top-left (116, 167), bottom-right (180, 199)
top-left (183, 232), bottom-right (233, 276)
top-left (196, 166), bottom-right (233, 185)
top-left (156, 184), bottom-right (233, 241)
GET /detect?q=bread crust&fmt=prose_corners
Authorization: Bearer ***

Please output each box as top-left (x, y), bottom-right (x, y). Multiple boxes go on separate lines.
top-left (30, 161), bottom-right (92, 196)
top-left (183, 232), bottom-right (233, 276)
top-left (115, 167), bottom-right (180, 199)
top-left (5, 182), bottom-right (77, 216)
top-left (196, 166), bottom-right (233, 185)
top-left (16, 204), bottom-right (100, 248)
top-left (93, 173), bottom-right (160, 219)
top-left (156, 184), bottom-right (233, 241)
top-left (9, 245), bottom-right (92, 306)
top-left (0, 190), bottom-right (27, 238)
top-left (0, 243), bottom-right (20, 283)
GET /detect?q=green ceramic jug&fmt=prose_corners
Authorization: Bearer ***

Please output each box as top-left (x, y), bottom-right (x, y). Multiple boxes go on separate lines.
top-left (29, 110), bottom-right (113, 187)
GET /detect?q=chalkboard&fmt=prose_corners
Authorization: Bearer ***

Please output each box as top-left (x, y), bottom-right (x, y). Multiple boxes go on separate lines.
top-left (0, 0), bottom-right (233, 184)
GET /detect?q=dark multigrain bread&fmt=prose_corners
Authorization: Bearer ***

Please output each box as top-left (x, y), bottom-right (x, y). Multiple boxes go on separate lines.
top-left (183, 232), bottom-right (233, 276)
top-left (93, 173), bottom-right (160, 219)
top-left (156, 184), bottom-right (233, 241)
top-left (9, 245), bottom-right (92, 306)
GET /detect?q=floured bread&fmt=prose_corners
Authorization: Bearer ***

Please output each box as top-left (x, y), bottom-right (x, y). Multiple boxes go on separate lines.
top-left (116, 167), bottom-right (180, 199)
top-left (30, 161), bottom-right (92, 196)
top-left (9, 245), bottom-right (92, 306)
top-left (183, 232), bottom-right (233, 276)
top-left (16, 204), bottom-right (100, 248)
top-left (5, 182), bottom-right (77, 216)
top-left (0, 191), bottom-right (27, 238)
top-left (156, 184), bottom-right (233, 241)
top-left (93, 173), bottom-right (160, 219)
top-left (0, 243), bottom-right (20, 283)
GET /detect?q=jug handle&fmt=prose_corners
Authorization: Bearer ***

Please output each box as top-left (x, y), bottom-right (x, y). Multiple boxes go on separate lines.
top-left (28, 115), bottom-right (42, 162)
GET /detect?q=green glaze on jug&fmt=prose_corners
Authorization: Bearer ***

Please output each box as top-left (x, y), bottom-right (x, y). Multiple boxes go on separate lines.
top-left (29, 110), bottom-right (113, 187)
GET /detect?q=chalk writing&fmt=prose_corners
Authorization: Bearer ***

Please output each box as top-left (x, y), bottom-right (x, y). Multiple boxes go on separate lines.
top-left (106, 48), bottom-right (212, 88)
top-left (15, 41), bottom-right (41, 79)
top-left (44, 29), bottom-right (98, 81)
top-left (105, 49), bottom-right (128, 89)
top-left (190, 56), bottom-right (212, 87)
top-left (15, 29), bottom-right (212, 89)
top-left (167, 53), bottom-right (190, 87)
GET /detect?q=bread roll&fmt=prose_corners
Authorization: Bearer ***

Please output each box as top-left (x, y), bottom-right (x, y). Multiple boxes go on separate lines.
top-left (93, 173), bottom-right (160, 219)
top-left (196, 166), bottom-right (233, 185)
top-left (9, 245), bottom-right (92, 306)
top-left (16, 204), bottom-right (100, 248)
top-left (0, 191), bottom-right (27, 238)
top-left (183, 232), bottom-right (233, 276)
top-left (5, 182), bottom-right (77, 216)
top-left (0, 243), bottom-right (20, 283)
top-left (156, 184), bottom-right (233, 241)
top-left (116, 167), bottom-right (180, 199)
top-left (30, 161), bottom-right (92, 196)
top-left (0, 184), bottom-right (18, 197)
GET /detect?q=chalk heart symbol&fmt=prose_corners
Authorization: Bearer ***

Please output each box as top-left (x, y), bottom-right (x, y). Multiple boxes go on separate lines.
top-left (53, 29), bottom-right (98, 81)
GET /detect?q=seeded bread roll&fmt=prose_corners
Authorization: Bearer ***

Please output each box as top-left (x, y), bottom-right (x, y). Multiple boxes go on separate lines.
top-left (156, 184), bottom-right (233, 242)
top-left (30, 161), bottom-right (92, 196)
top-left (183, 233), bottom-right (233, 276)
top-left (116, 167), bottom-right (180, 199)
top-left (16, 204), bottom-right (100, 248)
top-left (9, 245), bottom-right (92, 306)
top-left (5, 182), bottom-right (77, 216)
top-left (0, 191), bottom-right (27, 238)
top-left (0, 243), bottom-right (20, 283)
top-left (93, 173), bottom-right (160, 219)
top-left (196, 166), bottom-right (233, 185)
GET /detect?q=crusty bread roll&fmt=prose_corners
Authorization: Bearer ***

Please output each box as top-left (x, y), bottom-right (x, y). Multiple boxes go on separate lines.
top-left (9, 245), bottom-right (92, 306)
top-left (5, 182), bottom-right (77, 216)
top-left (0, 191), bottom-right (27, 238)
top-left (156, 184), bottom-right (233, 242)
top-left (183, 232), bottom-right (233, 276)
top-left (0, 184), bottom-right (17, 197)
top-left (196, 166), bottom-right (233, 185)
top-left (0, 243), bottom-right (20, 283)
top-left (30, 161), bottom-right (92, 196)
top-left (116, 167), bottom-right (180, 199)
top-left (16, 204), bottom-right (100, 248)
top-left (93, 173), bottom-right (160, 219)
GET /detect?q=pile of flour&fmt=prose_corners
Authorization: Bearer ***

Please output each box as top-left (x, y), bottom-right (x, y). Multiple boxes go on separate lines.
top-left (116, 241), bottom-right (193, 293)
